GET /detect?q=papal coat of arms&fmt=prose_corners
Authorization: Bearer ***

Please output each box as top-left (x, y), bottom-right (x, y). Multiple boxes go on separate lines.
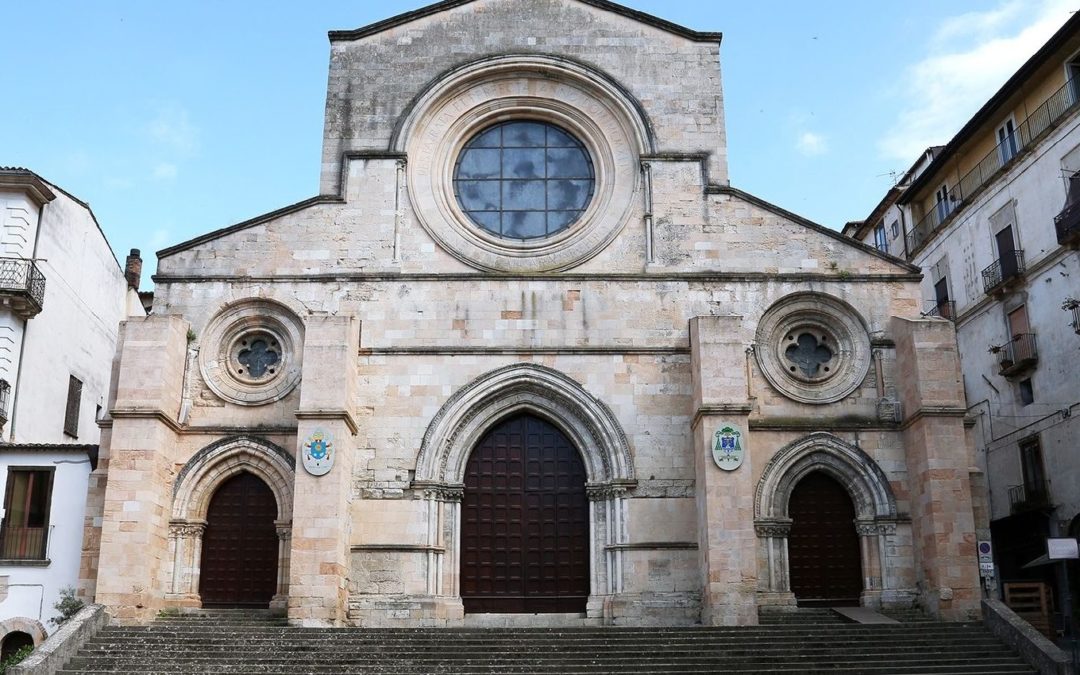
top-left (302, 429), bottom-right (334, 476)
top-left (711, 425), bottom-right (744, 471)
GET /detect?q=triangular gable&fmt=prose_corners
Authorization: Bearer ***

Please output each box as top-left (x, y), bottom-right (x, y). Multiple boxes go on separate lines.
top-left (327, 0), bottom-right (722, 44)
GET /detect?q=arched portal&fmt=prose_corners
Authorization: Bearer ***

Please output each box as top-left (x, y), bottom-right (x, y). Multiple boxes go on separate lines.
top-left (460, 414), bottom-right (589, 613)
top-left (199, 472), bottom-right (279, 607)
top-left (788, 472), bottom-right (862, 606)
top-left (1, 631), bottom-right (33, 660)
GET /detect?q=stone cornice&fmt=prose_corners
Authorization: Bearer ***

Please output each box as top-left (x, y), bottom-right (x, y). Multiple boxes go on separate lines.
top-left (0, 170), bottom-right (56, 207)
top-left (691, 404), bottom-right (753, 430)
top-left (605, 541), bottom-right (697, 551)
top-left (153, 271), bottom-right (922, 284)
top-left (900, 405), bottom-right (968, 430)
top-left (295, 408), bottom-right (359, 435)
top-left (366, 346), bottom-right (688, 356)
top-left (108, 407), bottom-right (182, 432)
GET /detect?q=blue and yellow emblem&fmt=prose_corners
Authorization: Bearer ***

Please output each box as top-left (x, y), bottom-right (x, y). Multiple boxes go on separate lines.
top-left (302, 429), bottom-right (335, 476)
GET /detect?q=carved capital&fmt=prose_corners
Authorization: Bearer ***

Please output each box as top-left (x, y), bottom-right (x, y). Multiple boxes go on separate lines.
top-left (586, 484), bottom-right (629, 502)
top-left (276, 525), bottom-right (292, 542)
top-left (755, 518), bottom-right (792, 537)
top-left (169, 521), bottom-right (206, 539)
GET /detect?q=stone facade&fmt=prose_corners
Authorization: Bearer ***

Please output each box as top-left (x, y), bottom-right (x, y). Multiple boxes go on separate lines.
top-left (84, 0), bottom-right (981, 627)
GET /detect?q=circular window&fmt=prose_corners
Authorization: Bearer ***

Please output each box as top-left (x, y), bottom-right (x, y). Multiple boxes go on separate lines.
top-left (453, 121), bottom-right (594, 240)
top-left (199, 300), bottom-right (304, 406)
top-left (755, 293), bottom-right (871, 404)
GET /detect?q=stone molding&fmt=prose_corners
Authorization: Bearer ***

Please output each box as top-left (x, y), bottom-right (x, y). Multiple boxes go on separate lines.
top-left (171, 436), bottom-right (295, 522)
top-left (754, 518), bottom-right (793, 537)
top-left (394, 54), bottom-right (651, 273)
top-left (754, 292), bottom-right (872, 405)
top-left (754, 432), bottom-right (898, 522)
top-left (414, 363), bottom-right (635, 487)
top-left (198, 298), bottom-right (305, 406)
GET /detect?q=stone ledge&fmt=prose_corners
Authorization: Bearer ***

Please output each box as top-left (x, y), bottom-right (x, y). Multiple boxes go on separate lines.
top-left (9, 603), bottom-right (109, 675)
top-left (982, 597), bottom-right (1069, 675)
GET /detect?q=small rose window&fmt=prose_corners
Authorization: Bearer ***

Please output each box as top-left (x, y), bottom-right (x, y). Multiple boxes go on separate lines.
top-left (230, 332), bottom-right (282, 381)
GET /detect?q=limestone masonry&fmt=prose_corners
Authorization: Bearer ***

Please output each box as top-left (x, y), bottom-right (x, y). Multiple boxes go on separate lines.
top-left (82, 0), bottom-right (982, 627)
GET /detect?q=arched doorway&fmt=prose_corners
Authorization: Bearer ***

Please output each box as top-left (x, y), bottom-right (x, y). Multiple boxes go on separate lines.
top-left (199, 472), bottom-right (279, 607)
top-left (788, 471), bottom-right (862, 606)
top-left (1, 631), bottom-right (33, 660)
top-left (460, 414), bottom-right (589, 613)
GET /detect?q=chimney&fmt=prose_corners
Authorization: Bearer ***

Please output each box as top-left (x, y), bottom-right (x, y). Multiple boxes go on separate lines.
top-left (124, 249), bottom-right (142, 290)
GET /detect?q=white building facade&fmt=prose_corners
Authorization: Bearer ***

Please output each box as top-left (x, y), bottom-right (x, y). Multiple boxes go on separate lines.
top-left (0, 168), bottom-right (143, 655)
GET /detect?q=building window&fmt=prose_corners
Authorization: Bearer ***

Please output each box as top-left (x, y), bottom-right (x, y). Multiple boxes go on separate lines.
top-left (0, 468), bottom-right (53, 560)
top-left (997, 119), bottom-right (1018, 164)
top-left (935, 184), bottom-right (953, 223)
top-left (63, 375), bottom-right (82, 438)
top-left (453, 121), bottom-right (595, 240)
top-left (1020, 437), bottom-right (1048, 505)
top-left (890, 220), bottom-right (900, 239)
top-left (1018, 378), bottom-right (1034, 405)
top-left (872, 223), bottom-right (889, 253)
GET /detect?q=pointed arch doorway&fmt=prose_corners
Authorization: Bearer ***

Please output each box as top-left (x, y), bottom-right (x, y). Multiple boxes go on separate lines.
top-left (460, 414), bottom-right (589, 613)
top-left (199, 472), bottom-right (279, 607)
top-left (788, 471), bottom-right (863, 606)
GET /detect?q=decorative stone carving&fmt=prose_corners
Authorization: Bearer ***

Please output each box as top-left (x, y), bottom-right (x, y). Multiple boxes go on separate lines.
top-left (754, 519), bottom-right (793, 537)
top-left (395, 54), bottom-right (651, 273)
top-left (755, 292), bottom-right (872, 404)
top-left (198, 299), bottom-right (305, 406)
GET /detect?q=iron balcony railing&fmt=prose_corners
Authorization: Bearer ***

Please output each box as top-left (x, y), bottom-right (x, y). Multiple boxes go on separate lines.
top-left (1072, 304), bottom-right (1080, 335)
top-left (1008, 483), bottom-right (1051, 514)
top-left (0, 379), bottom-right (10, 429)
top-left (906, 78), bottom-right (1080, 256)
top-left (0, 525), bottom-right (47, 560)
top-left (997, 333), bottom-right (1038, 376)
top-left (1056, 194), bottom-right (1080, 245)
top-left (0, 258), bottom-right (45, 318)
top-left (924, 300), bottom-right (956, 321)
top-left (982, 250), bottom-right (1026, 294)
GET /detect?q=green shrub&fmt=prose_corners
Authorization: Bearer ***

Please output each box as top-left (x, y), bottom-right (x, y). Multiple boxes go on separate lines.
top-left (0, 644), bottom-right (33, 673)
top-left (50, 586), bottom-right (84, 627)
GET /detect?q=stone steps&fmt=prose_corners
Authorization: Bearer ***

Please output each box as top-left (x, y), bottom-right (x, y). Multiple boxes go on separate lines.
top-left (56, 610), bottom-right (1038, 674)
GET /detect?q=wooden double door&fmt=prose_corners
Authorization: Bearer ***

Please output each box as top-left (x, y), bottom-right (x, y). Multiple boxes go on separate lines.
top-left (787, 471), bottom-right (863, 607)
top-left (199, 472), bottom-right (279, 607)
top-left (461, 414), bottom-right (590, 613)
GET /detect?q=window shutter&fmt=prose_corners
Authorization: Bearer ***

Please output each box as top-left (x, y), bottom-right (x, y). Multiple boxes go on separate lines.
top-left (63, 376), bottom-right (82, 438)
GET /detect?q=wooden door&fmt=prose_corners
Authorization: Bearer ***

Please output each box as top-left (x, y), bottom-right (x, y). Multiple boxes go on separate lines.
top-left (199, 472), bottom-right (279, 607)
top-left (788, 472), bottom-right (862, 607)
top-left (461, 414), bottom-right (589, 613)
top-left (996, 225), bottom-right (1018, 278)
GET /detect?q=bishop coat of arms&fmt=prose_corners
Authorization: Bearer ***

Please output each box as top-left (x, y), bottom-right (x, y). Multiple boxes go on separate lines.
top-left (711, 425), bottom-right (744, 471)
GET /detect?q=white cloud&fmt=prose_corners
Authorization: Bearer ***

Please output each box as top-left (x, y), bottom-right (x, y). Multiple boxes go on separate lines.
top-left (796, 131), bottom-right (828, 156)
top-left (144, 105), bottom-right (199, 156)
top-left (152, 162), bottom-right (178, 180)
top-left (878, 0), bottom-right (1074, 161)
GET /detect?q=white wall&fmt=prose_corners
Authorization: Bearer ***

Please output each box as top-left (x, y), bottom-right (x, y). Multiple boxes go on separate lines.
top-left (0, 450), bottom-right (92, 634)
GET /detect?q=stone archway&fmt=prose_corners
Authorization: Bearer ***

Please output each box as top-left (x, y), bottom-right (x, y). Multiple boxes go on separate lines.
top-left (0, 618), bottom-right (46, 651)
top-left (754, 433), bottom-right (899, 608)
top-left (167, 436), bottom-right (295, 610)
top-left (414, 364), bottom-right (636, 618)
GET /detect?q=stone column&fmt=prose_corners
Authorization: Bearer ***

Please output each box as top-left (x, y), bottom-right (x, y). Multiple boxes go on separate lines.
top-left (94, 315), bottom-right (188, 623)
top-left (289, 313), bottom-right (360, 626)
top-left (891, 316), bottom-right (979, 620)
top-left (690, 315), bottom-right (757, 625)
top-left (754, 518), bottom-right (794, 605)
top-left (165, 520), bottom-right (205, 605)
top-left (273, 522), bottom-right (292, 611)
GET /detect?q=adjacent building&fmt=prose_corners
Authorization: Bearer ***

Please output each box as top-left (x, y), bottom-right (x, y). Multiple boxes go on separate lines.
top-left (0, 168), bottom-right (144, 656)
top-left (846, 13), bottom-right (1080, 629)
top-left (83, 0), bottom-right (982, 627)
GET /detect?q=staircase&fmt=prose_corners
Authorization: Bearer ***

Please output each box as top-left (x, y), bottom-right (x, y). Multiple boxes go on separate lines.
top-left (57, 608), bottom-right (1037, 674)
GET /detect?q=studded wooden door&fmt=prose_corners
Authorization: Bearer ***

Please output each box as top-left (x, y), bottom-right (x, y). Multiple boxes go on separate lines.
top-left (461, 414), bottom-right (589, 613)
top-left (199, 472), bottom-right (279, 607)
top-left (787, 471), bottom-right (863, 607)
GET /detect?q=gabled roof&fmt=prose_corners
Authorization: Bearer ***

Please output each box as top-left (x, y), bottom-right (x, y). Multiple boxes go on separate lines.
top-left (328, 0), bottom-right (722, 44)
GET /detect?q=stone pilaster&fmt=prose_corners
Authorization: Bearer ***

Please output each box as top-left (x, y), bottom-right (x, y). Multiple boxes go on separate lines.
top-left (93, 315), bottom-right (188, 623)
top-left (891, 316), bottom-right (979, 620)
top-left (289, 313), bottom-right (359, 626)
top-left (690, 315), bottom-right (757, 625)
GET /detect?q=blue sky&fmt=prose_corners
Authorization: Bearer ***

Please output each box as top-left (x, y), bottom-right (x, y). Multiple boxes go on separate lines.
top-left (1, 1), bottom-right (1074, 284)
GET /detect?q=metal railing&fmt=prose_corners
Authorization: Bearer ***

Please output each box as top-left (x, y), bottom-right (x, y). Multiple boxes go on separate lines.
top-left (996, 333), bottom-right (1038, 375)
top-left (0, 258), bottom-right (45, 315)
top-left (0, 525), bottom-right (46, 560)
top-left (1008, 482), bottom-right (1051, 514)
top-left (981, 250), bottom-right (1026, 294)
top-left (924, 301), bottom-right (956, 320)
top-left (1072, 304), bottom-right (1080, 335)
top-left (0, 379), bottom-right (10, 429)
top-left (1056, 194), bottom-right (1080, 245)
top-left (906, 78), bottom-right (1080, 255)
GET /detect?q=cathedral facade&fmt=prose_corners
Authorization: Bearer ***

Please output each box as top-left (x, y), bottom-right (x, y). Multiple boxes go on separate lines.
top-left (81, 0), bottom-right (982, 627)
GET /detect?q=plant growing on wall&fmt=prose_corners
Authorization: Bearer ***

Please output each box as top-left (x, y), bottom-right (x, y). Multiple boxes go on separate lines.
top-left (50, 586), bottom-right (84, 627)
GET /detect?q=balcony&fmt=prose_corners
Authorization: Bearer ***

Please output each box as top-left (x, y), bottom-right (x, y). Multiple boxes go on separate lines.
top-left (1071, 303), bottom-right (1080, 335)
top-left (906, 78), bottom-right (1080, 256)
top-left (1008, 482), bottom-right (1051, 514)
top-left (1055, 194), bottom-right (1080, 246)
top-left (995, 333), bottom-right (1038, 377)
top-left (924, 300), bottom-right (956, 320)
top-left (981, 250), bottom-right (1025, 295)
top-left (0, 525), bottom-right (46, 561)
top-left (0, 379), bottom-right (10, 429)
top-left (0, 258), bottom-right (45, 319)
